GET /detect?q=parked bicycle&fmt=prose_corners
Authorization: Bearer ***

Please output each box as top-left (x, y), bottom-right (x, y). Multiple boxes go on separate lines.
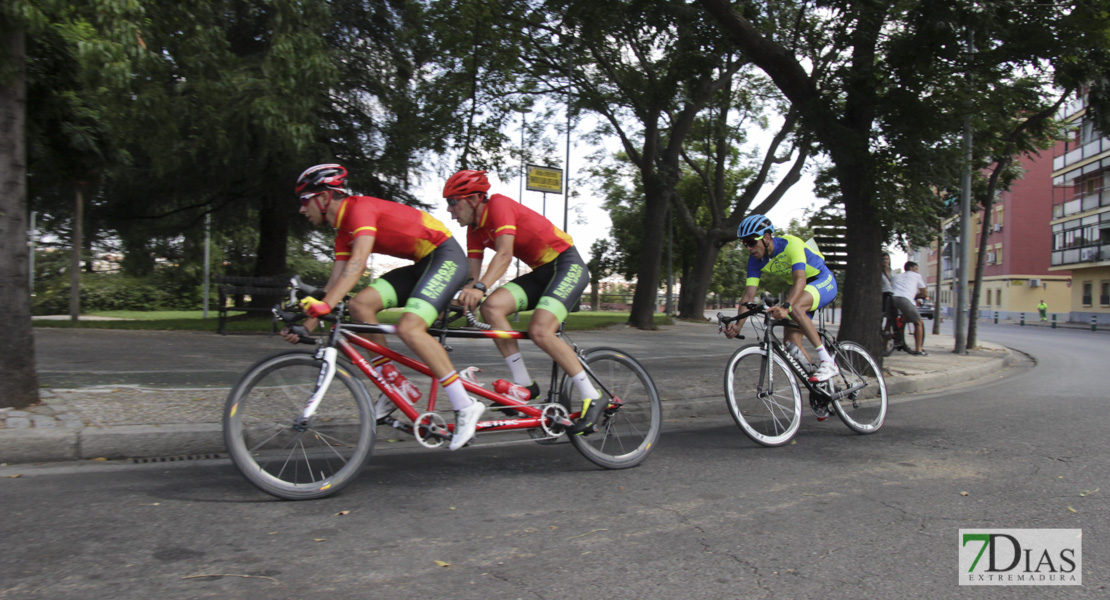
top-left (882, 303), bottom-right (927, 357)
top-left (717, 294), bottom-right (888, 447)
top-left (223, 277), bottom-right (663, 500)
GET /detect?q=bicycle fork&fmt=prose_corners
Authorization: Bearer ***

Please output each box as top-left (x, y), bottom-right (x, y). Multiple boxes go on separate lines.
top-left (293, 346), bottom-right (339, 431)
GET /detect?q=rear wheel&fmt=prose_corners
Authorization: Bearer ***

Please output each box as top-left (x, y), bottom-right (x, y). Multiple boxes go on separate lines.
top-left (829, 342), bottom-right (888, 434)
top-left (724, 345), bottom-right (802, 447)
top-left (560, 348), bottom-right (662, 469)
top-left (223, 351), bottom-right (375, 500)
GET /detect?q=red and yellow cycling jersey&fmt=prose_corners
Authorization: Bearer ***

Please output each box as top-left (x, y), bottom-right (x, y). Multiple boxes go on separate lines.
top-left (466, 193), bottom-right (573, 268)
top-left (333, 196), bottom-right (452, 262)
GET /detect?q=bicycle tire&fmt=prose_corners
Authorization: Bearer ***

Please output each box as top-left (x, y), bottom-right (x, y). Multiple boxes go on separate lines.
top-left (724, 344), bottom-right (803, 447)
top-left (559, 347), bottom-right (662, 469)
top-left (829, 342), bottom-right (888, 434)
top-left (223, 350), bottom-right (376, 500)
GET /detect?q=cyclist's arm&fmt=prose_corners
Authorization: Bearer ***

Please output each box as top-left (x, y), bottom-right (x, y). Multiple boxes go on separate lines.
top-left (779, 268), bottom-right (809, 318)
top-left (321, 235), bottom-right (374, 308)
top-left (477, 234), bottom-right (515, 288)
top-left (725, 284), bottom-right (759, 338)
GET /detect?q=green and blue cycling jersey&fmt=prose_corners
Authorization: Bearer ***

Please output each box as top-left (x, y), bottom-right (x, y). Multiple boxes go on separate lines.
top-left (745, 234), bottom-right (838, 314)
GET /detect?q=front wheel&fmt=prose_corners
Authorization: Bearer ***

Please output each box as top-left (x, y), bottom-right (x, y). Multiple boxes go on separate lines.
top-left (829, 342), bottom-right (888, 434)
top-left (724, 345), bottom-right (802, 447)
top-left (223, 351), bottom-right (376, 500)
top-left (560, 348), bottom-right (662, 469)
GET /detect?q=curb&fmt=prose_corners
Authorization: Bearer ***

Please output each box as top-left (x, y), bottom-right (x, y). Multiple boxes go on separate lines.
top-left (1, 348), bottom-right (1017, 465)
top-left (884, 348), bottom-right (1015, 397)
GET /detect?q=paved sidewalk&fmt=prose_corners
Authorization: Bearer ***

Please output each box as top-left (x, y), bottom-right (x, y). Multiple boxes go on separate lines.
top-left (1, 322), bottom-right (1017, 465)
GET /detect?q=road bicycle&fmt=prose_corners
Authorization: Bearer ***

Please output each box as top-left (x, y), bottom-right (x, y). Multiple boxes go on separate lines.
top-left (717, 294), bottom-right (888, 447)
top-left (222, 277), bottom-right (663, 500)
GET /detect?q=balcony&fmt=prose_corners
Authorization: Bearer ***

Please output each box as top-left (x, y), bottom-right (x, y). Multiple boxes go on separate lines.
top-left (1052, 244), bottom-right (1109, 267)
top-left (1053, 137), bottom-right (1110, 172)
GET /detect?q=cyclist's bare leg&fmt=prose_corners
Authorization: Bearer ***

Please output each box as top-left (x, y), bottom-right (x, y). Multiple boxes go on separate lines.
top-left (479, 287), bottom-right (524, 358)
top-left (788, 290), bottom-right (823, 355)
top-left (528, 308), bottom-right (584, 378)
top-left (912, 319), bottom-right (924, 352)
top-left (783, 327), bottom-right (811, 363)
top-left (347, 287), bottom-right (389, 349)
top-left (394, 313), bottom-right (456, 380)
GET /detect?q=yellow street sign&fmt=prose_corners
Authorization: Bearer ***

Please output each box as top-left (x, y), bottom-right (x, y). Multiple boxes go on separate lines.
top-left (526, 165), bottom-right (563, 194)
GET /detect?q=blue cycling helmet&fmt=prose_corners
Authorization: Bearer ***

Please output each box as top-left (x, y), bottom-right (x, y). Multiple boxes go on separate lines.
top-left (737, 214), bottom-right (774, 239)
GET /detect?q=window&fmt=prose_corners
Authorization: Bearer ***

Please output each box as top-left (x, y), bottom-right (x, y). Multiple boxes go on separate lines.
top-left (986, 289), bottom-right (993, 305)
top-left (1082, 281), bottom-right (1093, 306)
top-left (1101, 281), bottom-right (1110, 306)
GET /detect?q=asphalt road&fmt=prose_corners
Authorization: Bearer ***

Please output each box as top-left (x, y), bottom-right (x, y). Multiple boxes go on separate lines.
top-left (3, 323), bottom-right (1106, 599)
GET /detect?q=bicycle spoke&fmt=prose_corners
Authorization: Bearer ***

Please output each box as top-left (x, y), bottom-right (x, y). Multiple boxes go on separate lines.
top-left (224, 352), bottom-right (375, 500)
top-left (725, 346), bottom-right (801, 446)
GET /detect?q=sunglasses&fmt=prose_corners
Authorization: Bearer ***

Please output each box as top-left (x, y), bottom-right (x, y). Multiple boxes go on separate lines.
top-left (742, 236), bottom-right (761, 247)
top-left (446, 196), bottom-right (467, 207)
top-left (300, 192), bottom-right (321, 207)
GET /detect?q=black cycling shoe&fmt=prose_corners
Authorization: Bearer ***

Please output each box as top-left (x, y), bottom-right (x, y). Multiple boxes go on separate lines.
top-left (567, 397), bottom-right (607, 435)
top-left (526, 381), bottom-right (540, 400)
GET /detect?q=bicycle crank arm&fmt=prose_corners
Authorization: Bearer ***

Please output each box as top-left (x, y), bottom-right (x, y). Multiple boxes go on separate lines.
top-left (827, 382), bottom-right (866, 401)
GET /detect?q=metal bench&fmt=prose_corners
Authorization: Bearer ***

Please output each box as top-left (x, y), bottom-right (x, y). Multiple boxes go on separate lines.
top-left (215, 275), bottom-right (290, 335)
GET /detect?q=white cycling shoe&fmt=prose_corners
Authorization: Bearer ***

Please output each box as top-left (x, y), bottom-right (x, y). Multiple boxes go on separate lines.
top-left (449, 401), bottom-right (485, 451)
top-left (808, 360), bottom-right (840, 383)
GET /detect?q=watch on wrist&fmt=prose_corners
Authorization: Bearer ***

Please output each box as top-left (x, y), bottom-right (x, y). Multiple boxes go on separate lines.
top-left (781, 301), bottom-right (792, 314)
top-left (473, 281), bottom-right (488, 294)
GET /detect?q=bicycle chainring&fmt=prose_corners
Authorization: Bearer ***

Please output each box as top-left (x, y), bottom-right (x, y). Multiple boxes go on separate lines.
top-left (539, 403), bottom-right (570, 438)
top-left (413, 412), bottom-right (448, 449)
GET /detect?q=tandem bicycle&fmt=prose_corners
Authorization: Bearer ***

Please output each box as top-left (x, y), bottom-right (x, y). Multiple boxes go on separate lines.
top-left (223, 277), bottom-right (663, 500)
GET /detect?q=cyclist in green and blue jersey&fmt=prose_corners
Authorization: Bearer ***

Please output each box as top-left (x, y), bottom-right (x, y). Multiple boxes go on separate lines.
top-left (723, 214), bottom-right (841, 382)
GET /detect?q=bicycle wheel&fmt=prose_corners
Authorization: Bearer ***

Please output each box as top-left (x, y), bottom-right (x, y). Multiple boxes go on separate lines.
top-left (223, 351), bottom-right (376, 500)
top-left (829, 342), bottom-right (888, 434)
top-left (724, 345), bottom-right (802, 447)
top-left (560, 347), bottom-right (662, 469)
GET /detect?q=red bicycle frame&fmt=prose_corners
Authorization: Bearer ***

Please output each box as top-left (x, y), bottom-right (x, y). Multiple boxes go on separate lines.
top-left (332, 323), bottom-right (566, 436)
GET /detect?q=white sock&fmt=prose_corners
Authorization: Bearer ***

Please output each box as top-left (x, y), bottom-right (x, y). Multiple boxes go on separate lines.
top-left (815, 346), bottom-right (832, 363)
top-left (439, 372), bottom-right (473, 411)
top-left (505, 352), bottom-right (532, 387)
top-left (570, 370), bottom-right (599, 400)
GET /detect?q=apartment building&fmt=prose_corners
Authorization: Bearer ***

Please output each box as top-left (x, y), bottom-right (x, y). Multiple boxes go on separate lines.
top-left (920, 147), bottom-right (1071, 321)
top-left (1049, 94), bottom-right (1110, 324)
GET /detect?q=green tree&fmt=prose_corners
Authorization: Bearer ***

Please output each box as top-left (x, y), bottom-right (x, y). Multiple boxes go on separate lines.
top-left (519, 0), bottom-right (751, 329)
top-left (698, 0), bottom-right (1110, 357)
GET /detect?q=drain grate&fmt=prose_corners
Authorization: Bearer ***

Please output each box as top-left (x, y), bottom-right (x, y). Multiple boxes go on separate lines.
top-left (131, 453), bottom-right (224, 464)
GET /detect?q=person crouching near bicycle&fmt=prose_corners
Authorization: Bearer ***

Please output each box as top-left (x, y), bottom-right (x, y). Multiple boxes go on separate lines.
top-left (443, 170), bottom-right (599, 435)
top-left (281, 163), bottom-right (484, 451)
top-left (722, 214), bottom-right (840, 383)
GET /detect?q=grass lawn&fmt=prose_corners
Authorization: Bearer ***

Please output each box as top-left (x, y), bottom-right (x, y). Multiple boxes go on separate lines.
top-left (32, 309), bottom-right (673, 333)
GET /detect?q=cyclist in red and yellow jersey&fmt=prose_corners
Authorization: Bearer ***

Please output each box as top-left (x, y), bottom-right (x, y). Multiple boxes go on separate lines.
top-left (282, 164), bottom-right (483, 450)
top-left (444, 170), bottom-right (600, 435)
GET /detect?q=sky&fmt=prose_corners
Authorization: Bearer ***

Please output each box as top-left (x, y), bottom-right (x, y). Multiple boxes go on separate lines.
top-left (395, 115), bottom-right (908, 279)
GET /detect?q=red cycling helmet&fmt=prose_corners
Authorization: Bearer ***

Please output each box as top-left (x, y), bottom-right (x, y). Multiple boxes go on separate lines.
top-left (442, 170), bottom-right (490, 198)
top-left (295, 164), bottom-right (348, 195)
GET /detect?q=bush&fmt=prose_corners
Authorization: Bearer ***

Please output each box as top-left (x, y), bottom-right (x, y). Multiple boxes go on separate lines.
top-left (33, 271), bottom-right (203, 314)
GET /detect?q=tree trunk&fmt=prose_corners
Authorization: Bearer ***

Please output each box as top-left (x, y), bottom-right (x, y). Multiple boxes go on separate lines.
top-left (69, 185), bottom-right (83, 321)
top-left (837, 169), bottom-right (884, 361)
top-left (677, 236), bottom-right (721, 320)
top-left (628, 184), bottom-right (669, 329)
top-left (932, 225), bottom-right (943, 335)
top-left (251, 193), bottom-right (291, 308)
top-left (0, 26), bottom-right (41, 409)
